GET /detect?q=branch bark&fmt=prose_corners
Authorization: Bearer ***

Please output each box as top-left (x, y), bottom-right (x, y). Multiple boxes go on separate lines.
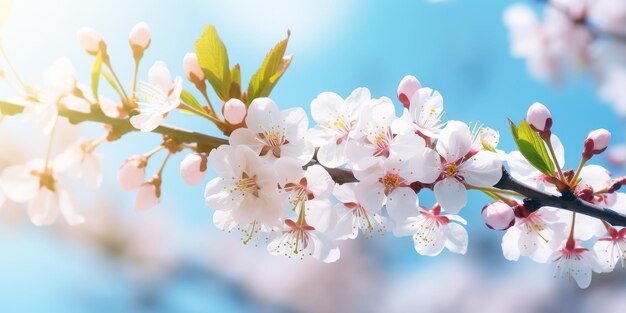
top-left (495, 169), bottom-right (626, 226)
top-left (0, 100), bottom-right (228, 150)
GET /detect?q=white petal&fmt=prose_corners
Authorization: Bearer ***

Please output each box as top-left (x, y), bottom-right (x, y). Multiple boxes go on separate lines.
top-left (227, 128), bottom-right (264, 154)
top-left (405, 147), bottom-right (441, 184)
top-left (412, 218), bottom-right (446, 256)
top-left (0, 164), bottom-right (40, 203)
top-left (579, 164), bottom-right (611, 191)
top-left (355, 180), bottom-right (385, 213)
top-left (130, 109), bottom-right (163, 132)
top-left (204, 178), bottom-right (240, 210)
top-left (386, 187), bottom-right (418, 223)
top-left (389, 132), bottom-right (425, 161)
top-left (309, 230), bottom-right (340, 263)
top-left (273, 157), bottom-right (304, 188)
top-left (502, 226), bottom-right (522, 261)
top-left (57, 188), bottom-right (84, 225)
top-left (433, 178), bottom-right (467, 214)
top-left (435, 120), bottom-right (471, 162)
top-left (305, 199), bottom-right (337, 232)
top-left (83, 153), bottom-right (103, 189)
top-left (213, 210), bottom-right (237, 231)
top-left (208, 145), bottom-right (236, 178)
top-left (28, 188), bottom-right (59, 226)
top-left (245, 98), bottom-right (280, 135)
top-left (316, 142), bottom-right (347, 168)
top-left (332, 183), bottom-right (358, 203)
top-left (282, 107), bottom-right (308, 139)
top-left (310, 92), bottom-right (344, 123)
top-left (304, 165), bottom-right (333, 199)
top-left (443, 222), bottom-right (468, 254)
top-left (459, 151), bottom-right (503, 187)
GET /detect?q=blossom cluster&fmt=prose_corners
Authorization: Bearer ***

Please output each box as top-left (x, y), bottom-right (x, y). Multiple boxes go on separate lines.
top-left (0, 19), bottom-right (625, 289)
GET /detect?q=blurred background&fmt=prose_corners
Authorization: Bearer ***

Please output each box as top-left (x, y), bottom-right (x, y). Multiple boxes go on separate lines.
top-left (0, 0), bottom-right (625, 312)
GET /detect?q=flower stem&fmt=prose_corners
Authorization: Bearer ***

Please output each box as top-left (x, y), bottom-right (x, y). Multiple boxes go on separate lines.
top-left (544, 136), bottom-right (565, 183)
top-left (570, 157), bottom-right (588, 188)
top-left (179, 102), bottom-right (223, 126)
top-left (464, 183), bottom-right (524, 197)
top-left (156, 152), bottom-right (172, 178)
top-left (131, 59), bottom-right (140, 100)
top-left (104, 61), bottom-right (130, 103)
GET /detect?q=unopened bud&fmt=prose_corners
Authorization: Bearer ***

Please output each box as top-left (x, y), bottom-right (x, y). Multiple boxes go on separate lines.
top-left (397, 75), bottom-right (421, 108)
top-left (223, 98), bottom-right (246, 125)
top-left (574, 185), bottom-right (594, 203)
top-left (118, 155), bottom-right (147, 191)
top-left (482, 202), bottom-right (515, 230)
top-left (129, 22), bottom-right (151, 50)
top-left (583, 128), bottom-right (611, 159)
top-left (183, 53), bottom-right (204, 82)
top-left (180, 153), bottom-right (207, 185)
top-left (526, 102), bottom-right (552, 136)
top-left (77, 27), bottom-right (104, 55)
top-left (134, 177), bottom-right (160, 211)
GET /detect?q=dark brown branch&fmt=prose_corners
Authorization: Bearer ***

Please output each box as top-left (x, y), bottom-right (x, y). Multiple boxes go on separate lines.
top-left (0, 100), bottom-right (228, 151)
top-left (495, 169), bottom-right (626, 226)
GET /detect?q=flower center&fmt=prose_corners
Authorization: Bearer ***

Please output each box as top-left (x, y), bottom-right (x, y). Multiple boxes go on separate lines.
top-left (380, 173), bottom-right (404, 195)
top-left (235, 172), bottom-right (259, 197)
top-left (372, 127), bottom-right (392, 158)
top-left (35, 169), bottom-right (56, 192)
top-left (444, 163), bottom-right (459, 177)
top-left (258, 131), bottom-right (288, 158)
top-left (284, 178), bottom-right (314, 202)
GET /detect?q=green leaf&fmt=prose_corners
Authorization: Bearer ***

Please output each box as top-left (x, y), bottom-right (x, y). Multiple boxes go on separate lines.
top-left (91, 50), bottom-right (103, 102)
top-left (195, 24), bottom-right (231, 101)
top-left (0, 0), bottom-right (13, 29)
top-left (509, 119), bottom-right (556, 177)
top-left (229, 64), bottom-right (241, 100)
top-left (179, 89), bottom-right (204, 115)
top-left (246, 30), bottom-right (292, 105)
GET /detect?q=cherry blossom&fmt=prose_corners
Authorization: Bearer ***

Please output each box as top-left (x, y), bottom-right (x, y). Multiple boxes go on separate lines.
top-left (396, 75), bottom-right (421, 108)
top-left (0, 158), bottom-right (84, 226)
top-left (223, 98), bottom-right (246, 125)
top-left (551, 239), bottom-right (605, 288)
top-left (394, 204), bottom-right (468, 256)
top-left (482, 201), bottom-right (515, 231)
top-left (431, 121), bottom-right (503, 213)
top-left (204, 145), bottom-right (284, 227)
top-left (129, 22), bottom-right (151, 50)
top-left (308, 88), bottom-right (371, 168)
top-left (331, 183), bottom-right (389, 240)
top-left (130, 61), bottom-right (183, 132)
top-left (593, 226), bottom-right (626, 270)
top-left (56, 138), bottom-right (103, 189)
top-left (502, 205), bottom-right (567, 263)
top-left (267, 218), bottom-right (340, 263)
top-left (77, 27), bottom-right (103, 55)
top-left (229, 98), bottom-right (313, 165)
top-left (134, 177), bottom-right (160, 211)
top-left (392, 85), bottom-right (444, 139)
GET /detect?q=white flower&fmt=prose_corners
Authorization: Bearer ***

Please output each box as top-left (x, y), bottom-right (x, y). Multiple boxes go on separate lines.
top-left (274, 157), bottom-right (336, 232)
top-left (118, 155), bottom-right (147, 191)
top-left (502, 206), bottom-right (567, 263)
top-left (394, 204), bottom-right (468, 256)
top-left (391, 86), bottom-right (444, 139)
top-left (308, 88), bottom-right (372, 168)
top-left (130, 61), bottom-right (183, 132)
top-left (267, 218), bottom-right (340, 263)
top-left (229, 98), bottom-right (314, 165)
top-left (0, 159), bottom-right (84, 226)
top-left (431, 121), bottom-right (503, 213)
top-left (352, 152), bottom-right (438, 223)
top-left (204, 145), bottom-right (284, 227)
top-left (55, 138), bottom-right (103, 189)
top-left (593, 227), bottom-right (626, 270)
top-left (346, 97), bottom-right (424, 163)
top-left (331, 183), bottom-right (389, 240)
top-left (551, 239), bottom-right (605, 289)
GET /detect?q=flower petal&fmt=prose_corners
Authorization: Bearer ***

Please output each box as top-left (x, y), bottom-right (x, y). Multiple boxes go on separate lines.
top-left (433, 178), bottom-right (467, 214)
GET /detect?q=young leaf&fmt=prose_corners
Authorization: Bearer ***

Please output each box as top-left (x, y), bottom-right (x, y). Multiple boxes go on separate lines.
top-left (246, 30), bottom-right (292, 105)
top-left (91, 50), bottom-right (103, 102)
top-left (229, 64), bottom-right (241, 100)
top-left (180, 89), bottom-right (204, 115)
top-left (509, 119), bottom-right (556, 177)
top-left (195, 24), bottom-right (231, 101)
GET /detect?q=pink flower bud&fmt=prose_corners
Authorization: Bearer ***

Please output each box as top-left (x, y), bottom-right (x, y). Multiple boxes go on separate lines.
top-left (134, 180), bottom-right (160, 211)
top-left (118, 155), bottom-right (147, 191)
top-left (223, 98), bottom-right (246, 124)
top-left (77, 27), bottom-right (103, 55)
top-left (481, 202), bottom-right (515, 230)
top-left (129, 22), bottom-right (151, 50)
top-left (397, 75), bottom-right (421, 108)
top-left (526, 102), bottom-right (552, 134)
top-left (180, 153), bottom-right (207, 185)
top-left (584, 128), bottom-right (611, 159)
top-left (183, 53), bottom-right (204, 82)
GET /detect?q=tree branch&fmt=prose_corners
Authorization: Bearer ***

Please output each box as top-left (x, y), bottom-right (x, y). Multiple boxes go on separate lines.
top-left (0, 100), bottom-right (228, 151)
top-left (495, 169), bottom-right (626, 226)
